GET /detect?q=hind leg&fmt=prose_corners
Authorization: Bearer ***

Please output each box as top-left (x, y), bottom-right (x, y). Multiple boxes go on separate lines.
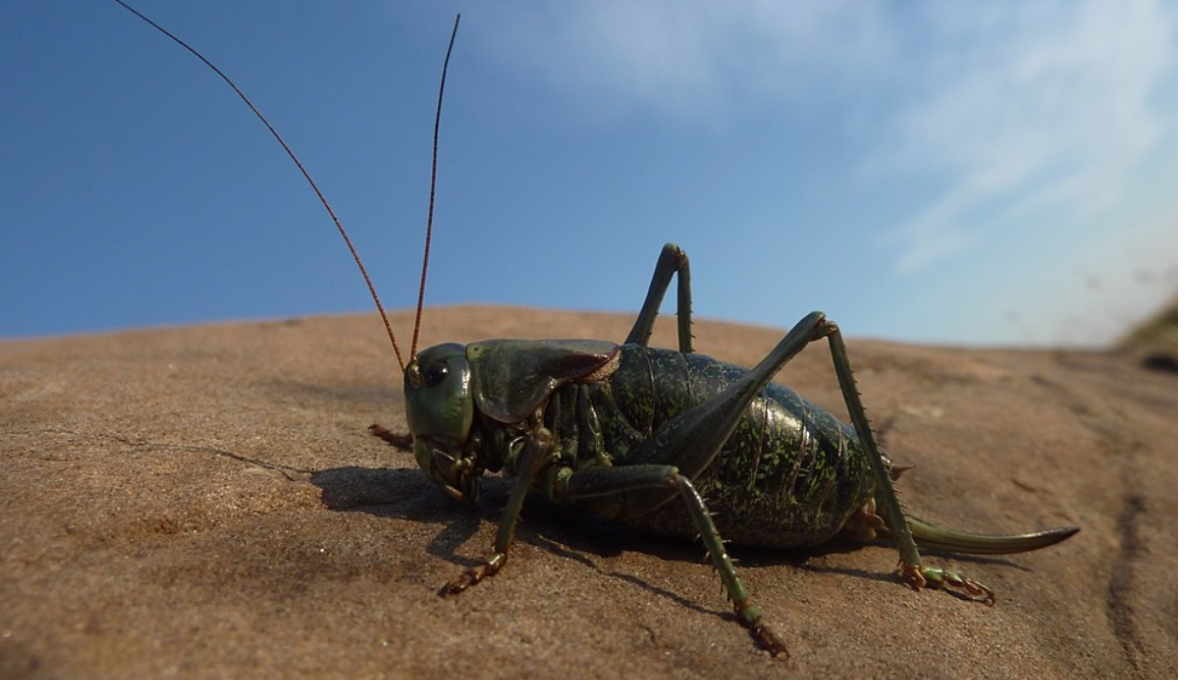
top-left (819, 319), bottom-right (995, 602)
top-left (625, 243), bottom-right (694, 353)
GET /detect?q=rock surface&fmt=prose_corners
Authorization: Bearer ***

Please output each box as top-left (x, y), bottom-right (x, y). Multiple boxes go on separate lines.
top-left (0, 306), bottom-right (1177, 679)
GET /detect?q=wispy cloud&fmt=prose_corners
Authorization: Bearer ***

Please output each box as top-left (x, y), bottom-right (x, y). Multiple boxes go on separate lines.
top-left (477, 0), bottom-right (1174, 275)
top-left (873, 0), bottom-right (1175, 273)
top-left (477, 0), bottom-right (893, 122)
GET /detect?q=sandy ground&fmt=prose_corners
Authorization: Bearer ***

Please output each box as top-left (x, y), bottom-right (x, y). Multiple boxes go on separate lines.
top-left (0, 305), bottom-right (1177, 679)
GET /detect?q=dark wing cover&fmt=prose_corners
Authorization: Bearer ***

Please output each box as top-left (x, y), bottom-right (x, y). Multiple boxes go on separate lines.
top-left (467, 339), bottom-right (620, 423)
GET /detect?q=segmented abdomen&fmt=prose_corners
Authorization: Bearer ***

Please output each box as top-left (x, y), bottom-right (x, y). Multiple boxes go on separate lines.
top-left (596, 345), bottom-right (876, 547)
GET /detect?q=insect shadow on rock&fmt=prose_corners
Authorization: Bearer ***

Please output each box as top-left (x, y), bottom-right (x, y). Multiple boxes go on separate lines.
top-left (113, 2), bottom-right (1079, 658)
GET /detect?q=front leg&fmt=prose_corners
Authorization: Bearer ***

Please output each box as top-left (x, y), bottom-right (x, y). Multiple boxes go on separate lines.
top-left (439, 428), bottom-right (555, 595)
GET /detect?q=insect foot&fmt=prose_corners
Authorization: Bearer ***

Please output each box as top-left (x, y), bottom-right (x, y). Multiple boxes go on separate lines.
top-left (901, 563), bottom-right (996, 605)
top-left (438, 427), bottom-right (555, 597)
top-left (438, 552), bottom-right (508, 597)
top-left (739, 606), bottom-right (788, 659)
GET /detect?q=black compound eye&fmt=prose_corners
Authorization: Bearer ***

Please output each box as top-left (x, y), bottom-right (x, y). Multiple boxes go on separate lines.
top-left (424, 363), bottom-right (450, 388)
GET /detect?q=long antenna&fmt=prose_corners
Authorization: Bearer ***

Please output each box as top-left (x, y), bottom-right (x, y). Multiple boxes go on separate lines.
top-left (412, 14), bottom-right (461, 366)
top-left (110, 1), bottom-right (458, 377)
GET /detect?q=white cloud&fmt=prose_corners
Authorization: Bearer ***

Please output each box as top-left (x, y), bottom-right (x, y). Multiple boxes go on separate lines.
top-left (472, 0), bottom-right (1175, 278)
top-left (477, 0), bottom-right (892, 121)
top-left (874, 0), bottom-right (1175, 273)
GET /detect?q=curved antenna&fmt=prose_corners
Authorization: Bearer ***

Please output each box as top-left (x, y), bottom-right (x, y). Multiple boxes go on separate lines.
top-left (412, 15), bottom-right (460, 365)
top-left (109, 0), bottom-right (409, 375)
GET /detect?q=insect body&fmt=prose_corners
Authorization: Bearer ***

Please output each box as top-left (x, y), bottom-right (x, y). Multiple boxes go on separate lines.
top-left (115, 3), bottom-right (1079, 658)
top-left (394, 244), bottom-right (1078, 656)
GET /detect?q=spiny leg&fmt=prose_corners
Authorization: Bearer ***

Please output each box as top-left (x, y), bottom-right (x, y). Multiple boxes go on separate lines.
top-left (633, 309), bottom-right (993, 603)
top-left (625, 243), bottom-right (694, 353)
top-left (439, 428), bottom-right (555, 595)
top-left (578, 312), bottom-right (863, 652)
top-left (820, 319), bottom-right (994, 603)
top-left (563, 464), bottom-right (787, 657)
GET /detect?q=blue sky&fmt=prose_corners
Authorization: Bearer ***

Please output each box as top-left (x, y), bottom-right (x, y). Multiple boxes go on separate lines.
top-left (2, 0), bottom-right (1178, 346)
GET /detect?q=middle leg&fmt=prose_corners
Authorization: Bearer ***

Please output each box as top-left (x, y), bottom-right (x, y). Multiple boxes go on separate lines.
top-left (563, 463), bottom-right (788, 657)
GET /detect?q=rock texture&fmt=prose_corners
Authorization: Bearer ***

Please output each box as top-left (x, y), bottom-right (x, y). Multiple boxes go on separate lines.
top-left (0, 306), bottom-right (1177, 679)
